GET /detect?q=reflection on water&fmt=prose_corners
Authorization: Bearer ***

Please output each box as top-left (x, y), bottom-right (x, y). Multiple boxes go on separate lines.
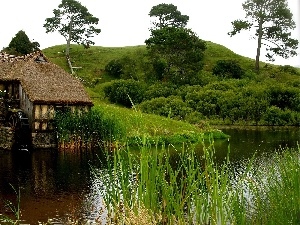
top-left (0, 148), bottom-right (104, 224)
top-left (0, 127), bottom-right (299, 224)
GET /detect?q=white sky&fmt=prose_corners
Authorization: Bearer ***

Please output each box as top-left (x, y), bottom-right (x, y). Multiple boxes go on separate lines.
top-left (1, 0), bottom-right (299, 66)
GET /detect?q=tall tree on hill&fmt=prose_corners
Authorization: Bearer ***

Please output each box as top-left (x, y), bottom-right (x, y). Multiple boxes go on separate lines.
top-left (149, 3), bottom-right (189, 29)
top-left (146, 4), bottom-right (206, 85)
top-left (146, 27), bottom-right (206, 85)
top-left (43, 0), bottom-right (101, 74)
top-left (228, 0), bottom-right (298, 72)
top-left (4, 30), bottom-right (40, 55)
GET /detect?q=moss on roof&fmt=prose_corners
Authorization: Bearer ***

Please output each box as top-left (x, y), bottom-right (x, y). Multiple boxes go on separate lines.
top-left (0, 52), bottom-right (92, 105)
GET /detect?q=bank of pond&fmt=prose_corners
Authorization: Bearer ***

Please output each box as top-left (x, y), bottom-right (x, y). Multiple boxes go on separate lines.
top-left (0, 127), bottom-right (299, 224)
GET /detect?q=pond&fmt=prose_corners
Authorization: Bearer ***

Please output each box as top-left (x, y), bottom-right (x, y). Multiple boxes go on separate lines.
top-left (0, 127), bottom-right (299, 224)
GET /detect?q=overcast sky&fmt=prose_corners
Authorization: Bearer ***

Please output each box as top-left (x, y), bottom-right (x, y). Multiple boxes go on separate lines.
top-left (1, 0), bottom-right (299, 66)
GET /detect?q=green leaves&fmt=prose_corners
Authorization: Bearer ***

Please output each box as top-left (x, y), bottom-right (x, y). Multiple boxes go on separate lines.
top-left (145, 27), bottom-right (206, 85)
top-left (5, 30), bottom-right (40, 55)
top-left (149, 3), bottom-right (189, 29)
top-left (44, 0), bottom-right (101, 46)
top-left (229, 0), bottom-right (298, 71)
top-left (228, 20), bottom-right (252, 37)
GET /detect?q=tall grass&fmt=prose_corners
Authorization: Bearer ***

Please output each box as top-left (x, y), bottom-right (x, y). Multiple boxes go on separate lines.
top-left (92, 138), bottom-right (300, 225)
top-left (0, 185), bottom-right (21, 225)
top-left (54, 106), bottom-right (126, 150)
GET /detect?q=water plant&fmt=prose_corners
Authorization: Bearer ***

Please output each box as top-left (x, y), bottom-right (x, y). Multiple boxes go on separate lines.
top-left (92, 137), bottom-right (300, 225)
top-left (54, 106), bottom-right (126, 150)
top-left (0, 184), bottom-right (21, 225)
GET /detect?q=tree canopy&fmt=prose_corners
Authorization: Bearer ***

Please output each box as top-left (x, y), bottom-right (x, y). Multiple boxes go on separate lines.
top-left (228, 0), bottom-right (298, 72)
top-left (146, 4), bottom-right (205, 85)
top-left (145, 27), bottom-right (206, 85)
top-left (149, 3), bottom-right (189, 29)
top-left (4, 30), bottom-right (40, 55)
top-left (44, 0), bottom-right (101, 73)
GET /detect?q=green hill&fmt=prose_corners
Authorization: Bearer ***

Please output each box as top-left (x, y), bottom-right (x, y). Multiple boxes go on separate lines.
top-left (42, 41), bottom-right (300, 128)
top-left (43, 41), bottom-right (300, 83)
top-left (43, 41), bottom-right (258, 78)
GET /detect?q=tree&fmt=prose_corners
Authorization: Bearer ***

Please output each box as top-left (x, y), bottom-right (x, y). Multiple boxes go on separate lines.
top-left (149, 3), bottom-right (189, 29)
top-left (4, 30), bottom-right (40, 55)
top-left (228, 0), bottom-right (298, 72)
top-left (145, 27), bottom-right (206, 85)
top-left (44, 0), bottom-right (101, 73)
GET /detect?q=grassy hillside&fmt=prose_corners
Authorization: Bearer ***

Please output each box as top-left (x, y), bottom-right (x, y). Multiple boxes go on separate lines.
top-left (44, 42), bottom-right (247, 141)
top-left (43, 41), bottom-right (267, 81)
top-left (43, 41), bottom-right (300, 128)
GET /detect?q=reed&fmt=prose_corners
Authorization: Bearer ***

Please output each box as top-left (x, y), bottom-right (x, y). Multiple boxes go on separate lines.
top-left (54, 106), bottom-right (126, 150)
top-left (92, 138), bottom-right (300, 225)
top-left (0, 185), bottom-right (21, 225)
top-left (93, 136), bottom-right (237, 224)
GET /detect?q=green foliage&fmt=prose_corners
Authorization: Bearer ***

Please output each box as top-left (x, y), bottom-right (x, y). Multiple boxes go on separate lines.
top-left (279, 65), bottom-right (300, 75)
top-left (185, 89), bottom-right (222, 117)
top-left (149, 58), bottom-right (167, 81)
top-left (54, 106), bottom-right (125, 143)
top-left (4, 30), bottom-right (40, 55)
top-left (229, 0), bottom-right (298, 71)
top-left (103, 79), bottom-right (147, 107)
top-left (145, 27), bottom-right (206, 85)
top-left (104, 59), bottom-right (123, 78)
top-left (43, 43), bottom-right (300, 127)
top-left (138, 96), bottom-right (193, 120)
top-left (117, 56), bottom-right (139, 80)
top-left (44, 0), bottom-right (101, 51)
top-left (0, 184), bottom-right (21, 224)
top-left (212, 60), bottom-right (245, 79)
top-left (268, 84), bottom-right (300, 111)
top-left (149, 3), bottom-right (189, 29)
top-left (144, 83), bottom-right (178, 100)
top-left (94, 138), bottom-right (300, 224)
top-left (263, 106), bottom-right (293, 125)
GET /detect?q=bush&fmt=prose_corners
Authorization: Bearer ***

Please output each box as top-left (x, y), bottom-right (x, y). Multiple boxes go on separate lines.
top-left (138, 96), bottom-right (193, 120)
top-left (144, 83), bottom-right (178, 100)
top-left (279, 65), bottom-right (300, 75)
top-left (103, 79), bottom-right (147, 107)
top-left (185, 89), bottom-right (222, 117)
top-left (184, 111), bottom-right (205, 124)
top-left (268, 85), bottom-right (300, 111)
top-left (104, 56), bottom-right (141, 80)
top-left (105, 59), bottom-right (124, 78)
top-left (212, 60), bottom-right (244, 79)
top-left (262, 106), bottom-right (290, 126)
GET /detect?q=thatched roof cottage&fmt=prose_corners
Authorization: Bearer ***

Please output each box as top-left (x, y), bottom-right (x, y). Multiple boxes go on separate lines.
top-left (0, 51), bottom-right (93, 149)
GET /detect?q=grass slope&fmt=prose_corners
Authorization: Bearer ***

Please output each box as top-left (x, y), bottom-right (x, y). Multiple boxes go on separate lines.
top-left (43, 42), bottom-right (243, 141)
top-left (43, 41), bottom-right (268, 81)
top-left (42, 41), bottom-right (299, 138)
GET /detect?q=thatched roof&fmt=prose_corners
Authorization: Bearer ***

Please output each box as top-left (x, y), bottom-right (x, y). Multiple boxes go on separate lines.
top-left (0, 52), bottom-right (93, 105)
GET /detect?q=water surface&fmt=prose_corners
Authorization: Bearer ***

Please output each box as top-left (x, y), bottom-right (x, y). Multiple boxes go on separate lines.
top-left (0, 127), bottom-right (299, 224)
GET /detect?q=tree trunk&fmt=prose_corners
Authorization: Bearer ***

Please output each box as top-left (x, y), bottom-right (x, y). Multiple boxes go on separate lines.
top-left (66, 16), bottom-right (74, 74)
top-left (255, 19), bottom-right (263, 73)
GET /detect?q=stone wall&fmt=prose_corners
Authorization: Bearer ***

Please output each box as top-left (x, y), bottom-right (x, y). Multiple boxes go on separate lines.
top-left (0, 126), bottom-right (14, 150)
top-left (31, 132), bottom-right (57, 149)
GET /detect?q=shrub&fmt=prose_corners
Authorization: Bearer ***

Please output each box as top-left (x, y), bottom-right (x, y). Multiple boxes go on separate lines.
top-left (184, 111), bottom-right (204, 124)
top-left (103, 79), bottom-right (147, 107)
top-left (138, 96), bottom-right (193, 120)
top-left (262, 106), bottom-right (289, 126)
top-left (105, 56), bottom-right (141, 80)
top-left (144, 83), bottom-right (178, 100)
top-left (268, 85), bottom-right (300, 111)
top-left (105, 59), bottom-right (124, 78)
top-left (185, 89), bottom-right (222, 117)
top-left (212, 60), bottom-right (244, 79)
top-left (279, 65), bottom-right (300, 75)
